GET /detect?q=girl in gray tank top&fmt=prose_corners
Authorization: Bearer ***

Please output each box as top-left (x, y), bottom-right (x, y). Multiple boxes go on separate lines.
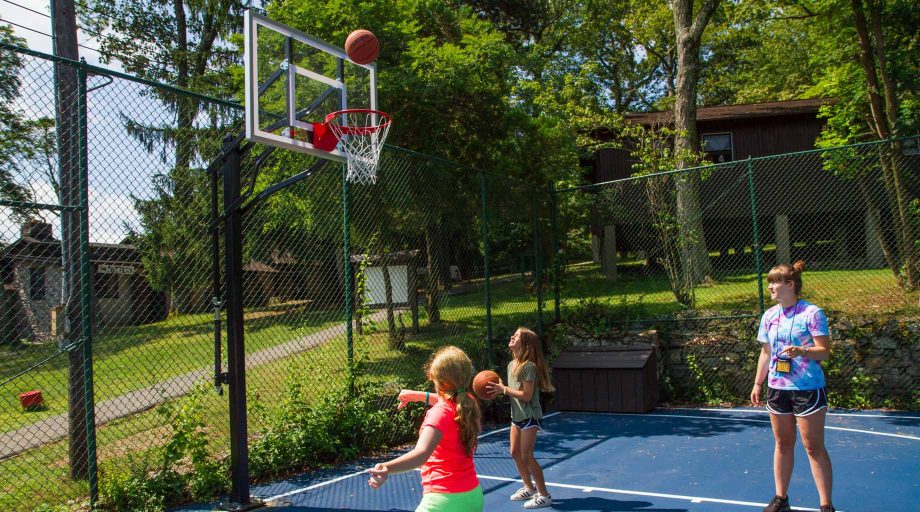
top-left (485, 327), bottom-right (555, 509)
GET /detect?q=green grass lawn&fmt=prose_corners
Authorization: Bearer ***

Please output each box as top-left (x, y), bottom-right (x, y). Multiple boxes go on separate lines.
top-left (1, 302), bottom-right (345, 432)
top-left (558, 261), bottom-right (919, 320)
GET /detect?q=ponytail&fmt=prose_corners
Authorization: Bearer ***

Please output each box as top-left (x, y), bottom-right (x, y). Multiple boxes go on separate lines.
top-left (451, 390), bottom-right (481, 457)
top-left (426, 346), bottom-right (482, 457)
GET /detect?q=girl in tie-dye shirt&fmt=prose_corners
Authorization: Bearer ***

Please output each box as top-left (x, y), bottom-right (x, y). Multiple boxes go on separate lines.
top-left (757, 298), bottom-right (829, 390)
top-left (751, 261), bottom-right (835, 512)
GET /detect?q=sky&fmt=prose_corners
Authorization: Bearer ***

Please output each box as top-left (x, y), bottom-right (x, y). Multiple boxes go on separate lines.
top-left (1, 0), bottom-right (118, 68)
top-left (1, 0), bottom-right (174, 245)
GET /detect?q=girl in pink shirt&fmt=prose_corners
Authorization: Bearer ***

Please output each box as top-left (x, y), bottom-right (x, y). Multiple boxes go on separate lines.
top-left (367, 346), bottom-right (483, 512)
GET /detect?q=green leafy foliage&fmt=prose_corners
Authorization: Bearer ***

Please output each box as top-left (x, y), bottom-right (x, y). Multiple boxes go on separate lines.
top-left (0, 25), bottom-right (38, 223)
top-left (248, 373), bottom-right (418, 480)
top-left (97, 385), bottom-right (228, 511)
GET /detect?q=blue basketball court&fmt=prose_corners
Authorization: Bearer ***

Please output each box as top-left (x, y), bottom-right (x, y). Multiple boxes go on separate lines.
top-left (176, 408), bottom-right (919, 512)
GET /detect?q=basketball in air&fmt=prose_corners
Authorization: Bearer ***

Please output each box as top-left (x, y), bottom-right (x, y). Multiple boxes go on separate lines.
top-left (472, 370), bottom-right (501, 401)
top-left (345, 29), bottom-right (379, 65)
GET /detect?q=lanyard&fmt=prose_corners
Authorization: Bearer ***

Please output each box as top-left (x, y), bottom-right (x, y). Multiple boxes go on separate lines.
top-left (773, 302), bottom-right (799, 358)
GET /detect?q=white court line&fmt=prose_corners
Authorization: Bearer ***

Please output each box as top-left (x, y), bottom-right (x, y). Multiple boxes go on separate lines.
top-left (264, 412), bottom-right (562, 501)
top-left (263, 409), bottom-right (913, 503)
top-left (265, 469), bottom-right (369, 501)
top-left (622, 412), bottom-right (920, 441)
top-left (477, 474), bottom-right (834, 511)
top-left (686, 407), bottom-right (920, 420)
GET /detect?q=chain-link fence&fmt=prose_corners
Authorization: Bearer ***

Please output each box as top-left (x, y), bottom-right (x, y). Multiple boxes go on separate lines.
top-left (3, 41), bottom-right (919, 512)
top-left (550, 139), bottom-right (920, 408)
top-left (0, 43), bottom-right (545, 511)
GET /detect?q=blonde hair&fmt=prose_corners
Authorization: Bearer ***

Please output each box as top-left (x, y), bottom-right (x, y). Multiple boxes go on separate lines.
top-left (512, 327), bottom-right (555, 392)
top-left (425, 345), bottom-right (481, 456)
top-left (767, 260), bottom-right (806, 294)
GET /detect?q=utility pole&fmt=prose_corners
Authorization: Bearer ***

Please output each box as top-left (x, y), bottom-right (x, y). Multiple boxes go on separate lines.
top-left (52, 0), bottom-right (93, 483)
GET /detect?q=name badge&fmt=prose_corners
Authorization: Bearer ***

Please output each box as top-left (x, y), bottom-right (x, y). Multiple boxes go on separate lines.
top-left (776, 356), bottom-right (791, 374)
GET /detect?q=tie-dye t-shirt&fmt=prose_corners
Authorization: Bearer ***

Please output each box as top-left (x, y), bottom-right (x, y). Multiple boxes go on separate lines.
top-left (757, 300), bottom-right (829, 390)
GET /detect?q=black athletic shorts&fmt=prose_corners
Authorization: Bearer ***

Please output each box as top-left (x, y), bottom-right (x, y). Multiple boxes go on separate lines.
top-left (511, 417), bottom-right (543, 431)
top-left (766, 387), bottom-right (828, 417)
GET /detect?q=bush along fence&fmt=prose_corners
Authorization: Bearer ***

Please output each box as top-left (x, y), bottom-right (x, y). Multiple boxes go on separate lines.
top-left (547, 137), bottom-right (920, 409)
top-left (0, 43), bottom-right (543, 511)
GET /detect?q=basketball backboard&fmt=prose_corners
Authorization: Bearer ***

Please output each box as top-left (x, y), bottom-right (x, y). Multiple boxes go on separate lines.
top-left (243, 10), bottom-right (378, 162)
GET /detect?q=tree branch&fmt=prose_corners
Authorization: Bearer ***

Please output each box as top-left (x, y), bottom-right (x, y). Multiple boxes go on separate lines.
top-left (690, 0), bottom-right (720, 41)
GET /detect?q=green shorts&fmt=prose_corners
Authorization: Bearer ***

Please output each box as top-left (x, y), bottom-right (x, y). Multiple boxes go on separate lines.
top-left (415, 485), bottom-right (484, 512)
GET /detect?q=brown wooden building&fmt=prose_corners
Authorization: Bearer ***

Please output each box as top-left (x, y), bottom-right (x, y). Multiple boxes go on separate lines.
top-left (589, 98), bottom-right (892, 275)
top-left (594, 98), bottom-right (831, 182)
top-left (0, 221), bottom-right (167, 344)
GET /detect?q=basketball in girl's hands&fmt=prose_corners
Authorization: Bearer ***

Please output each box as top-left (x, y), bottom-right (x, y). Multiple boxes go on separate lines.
top-left (345, 29), bottom-right (379, 65)
top-left (472, 370), bottom-right (501, 400)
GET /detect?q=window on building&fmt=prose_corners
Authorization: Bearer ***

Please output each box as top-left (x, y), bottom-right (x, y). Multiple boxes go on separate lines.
top-left (95, 271), bottom-right (120, 299)
top-left (29, 267), bottom-right (46, 300)
top-left (702, 133), bottom-right (733, 163)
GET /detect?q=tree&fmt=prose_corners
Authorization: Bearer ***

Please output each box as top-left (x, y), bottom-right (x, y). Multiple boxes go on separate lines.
top-left (83, 0), bottom-right (252, 313)
top-left (810, 0), bottom-right (920, 288)
top-left (624, 123), bottom-right (705, 304)
top-left (0, 25), bottom-right (36, 224)
top-left (695, 0), bottom-right (822, 105)
top-left (668, 0), bottom-right (719, 283)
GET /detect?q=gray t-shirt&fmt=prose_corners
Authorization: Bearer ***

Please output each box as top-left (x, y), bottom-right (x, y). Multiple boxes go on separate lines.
top-left (507, 360), bottom-right (542, 422)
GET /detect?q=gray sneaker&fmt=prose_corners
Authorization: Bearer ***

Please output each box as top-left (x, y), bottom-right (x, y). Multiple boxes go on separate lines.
top-left (510, 486), bottom-right (535, 501)
top-left (523, 493), bottom-right (553, 509)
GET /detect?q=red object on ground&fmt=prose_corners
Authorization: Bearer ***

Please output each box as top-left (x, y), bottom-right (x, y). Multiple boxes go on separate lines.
top-left (19, 390), bottom-right (43, 410)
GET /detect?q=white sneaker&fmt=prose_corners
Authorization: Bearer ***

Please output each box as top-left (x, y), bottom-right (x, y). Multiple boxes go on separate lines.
top-left (510, 486), bottom-right (536, 501)
top-left (523, 493), bottom-right (553, 509)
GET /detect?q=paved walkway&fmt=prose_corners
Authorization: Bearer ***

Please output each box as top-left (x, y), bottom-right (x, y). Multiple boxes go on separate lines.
top-left (0, 310), bottom-right (389, 460)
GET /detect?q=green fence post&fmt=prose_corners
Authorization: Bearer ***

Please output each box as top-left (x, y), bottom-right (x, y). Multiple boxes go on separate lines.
top-left (480, 173), bottom-right (493, 368)
top-left (343, 164), bottom-right (355, 392)
top-left (77, 61), bottom-right (99, 508)
top-left (747, 157), bottom-right (765, 314)
top-left (531, 187), bottom-right (544, 335)
top-left (549, 183), bottom-right (560, 323)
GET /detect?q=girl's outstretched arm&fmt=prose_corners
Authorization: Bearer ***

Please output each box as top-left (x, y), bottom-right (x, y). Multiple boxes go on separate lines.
top-left (367, 426), bottom-right (443, 488)
top-left (396, 389), bottom-right (438, 409)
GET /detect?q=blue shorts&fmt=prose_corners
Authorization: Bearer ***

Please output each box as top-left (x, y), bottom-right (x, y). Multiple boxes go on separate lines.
top-left (511, 417), bottom-right (542, 431)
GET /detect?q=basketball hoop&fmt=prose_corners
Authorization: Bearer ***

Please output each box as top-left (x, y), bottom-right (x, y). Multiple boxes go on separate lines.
top-left (321, 109), bottom-right (392, 184)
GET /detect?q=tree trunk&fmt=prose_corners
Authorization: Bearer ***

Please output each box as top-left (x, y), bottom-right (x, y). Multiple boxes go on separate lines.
top-left (424, 226), bottom-right (441, 324)
top-left (383, 261), bottom-right (400, 349)
top-left (851, 0), bottom-right (919, 287)
top-left (856, 170), bottom-right (900, 282)
top-left (670, 0), bottom-right (719, 284)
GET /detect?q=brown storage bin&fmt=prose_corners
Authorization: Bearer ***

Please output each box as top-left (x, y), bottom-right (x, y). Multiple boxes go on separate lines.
top-left (552, 346), bottom-right (658, 413)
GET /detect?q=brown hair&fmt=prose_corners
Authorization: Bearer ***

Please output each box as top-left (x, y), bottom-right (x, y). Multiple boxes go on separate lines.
top-left (425, 346), bottom-right (481, 456)
top-left (512, 327), bottom-right (555, 392)
top-left (766, 260), bottom-right (806, 294)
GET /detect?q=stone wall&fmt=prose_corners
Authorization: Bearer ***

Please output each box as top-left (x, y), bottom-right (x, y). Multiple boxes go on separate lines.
top-left (556, 315), bottom-right (920, 409)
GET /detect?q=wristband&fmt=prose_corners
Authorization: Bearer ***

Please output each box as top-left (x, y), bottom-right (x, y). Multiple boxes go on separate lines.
top-left (424, 391), bottom-right (429, 406)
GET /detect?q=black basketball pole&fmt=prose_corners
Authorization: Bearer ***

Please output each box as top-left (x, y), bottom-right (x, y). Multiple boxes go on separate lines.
top-left (220, 136), bottom-right (261, 510)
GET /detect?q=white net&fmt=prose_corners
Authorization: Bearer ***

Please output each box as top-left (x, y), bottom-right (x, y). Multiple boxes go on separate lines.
top-left (326, 110), bottom-right (392, 184)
